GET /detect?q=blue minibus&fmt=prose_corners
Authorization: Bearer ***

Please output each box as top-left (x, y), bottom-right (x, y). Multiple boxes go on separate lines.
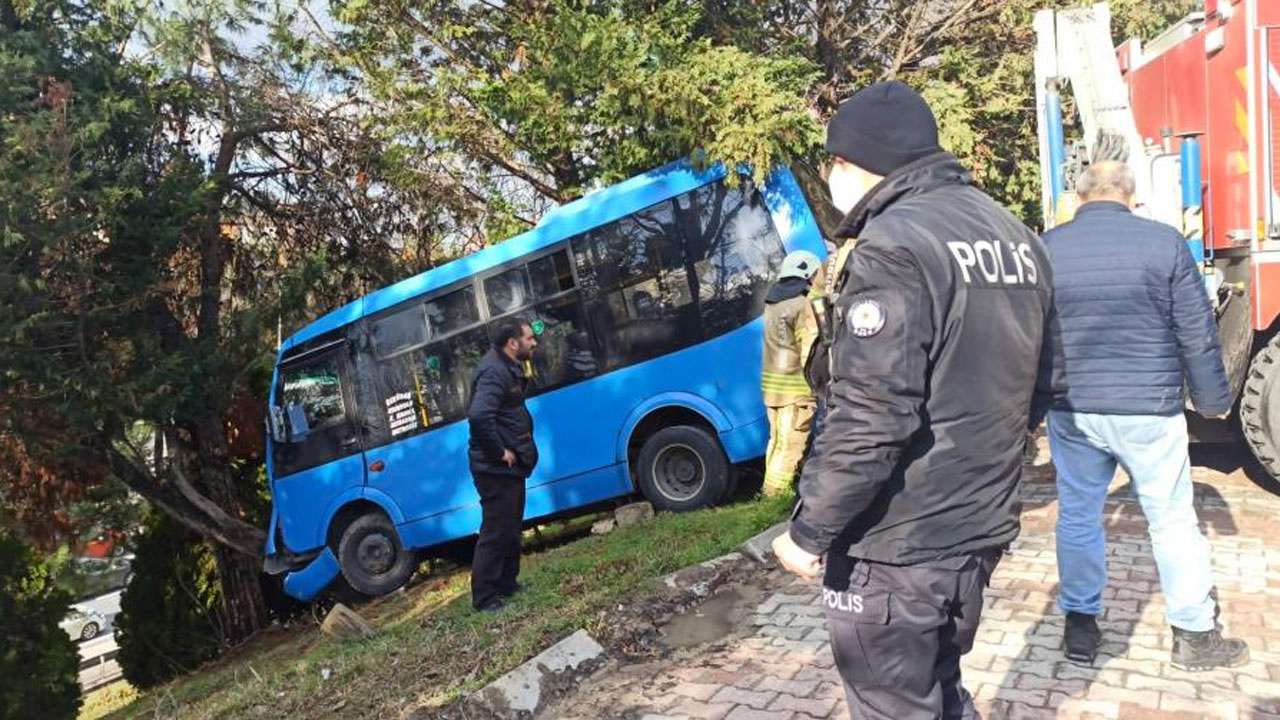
top-left (263, 160), bottom-right (834, 601)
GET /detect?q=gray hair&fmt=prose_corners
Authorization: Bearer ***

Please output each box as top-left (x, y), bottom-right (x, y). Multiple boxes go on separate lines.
top-left (1077, 160), bottom-right (1135, 201)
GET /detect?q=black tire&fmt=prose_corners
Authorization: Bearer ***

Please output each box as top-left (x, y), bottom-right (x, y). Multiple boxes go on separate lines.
top-left (635, 425), bottom-right (730, 512)
top-left (80, 622), bottom-right (100, 641)
top-left (327, 578), bottom-right (374, 606)
top-left (336, 513), bottom-right (418, 597)
top-left (1242, 336), bottom-right (1280, 480)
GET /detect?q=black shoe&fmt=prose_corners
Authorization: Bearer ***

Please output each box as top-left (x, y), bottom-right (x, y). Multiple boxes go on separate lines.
top-left (1064, 612), bottom-right (1102, 664)
top-left (498, 582), bottom-right (527, 599)
top-left (1171, 627), bottom-right (1249, 671)
top-left (475, 599), bottom-right (507, 614)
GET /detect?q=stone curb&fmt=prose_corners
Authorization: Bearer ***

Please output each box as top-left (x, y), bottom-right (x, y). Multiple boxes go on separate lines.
top-left (466, 629), bottom-right (606, 719)
top-left (467, 521), bottom-right (787, 718)
top-left (737, 521), bottom-right (788, 565)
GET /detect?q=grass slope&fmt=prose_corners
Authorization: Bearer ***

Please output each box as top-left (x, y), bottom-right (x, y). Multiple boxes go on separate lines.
top-left (84, 495), bottom-right (789, 720)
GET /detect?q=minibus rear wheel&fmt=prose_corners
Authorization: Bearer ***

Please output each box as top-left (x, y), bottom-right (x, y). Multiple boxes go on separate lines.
top-left (337, 512), bottom-right (418, 597)
top-left (636, 425), bottom-right (730, 512)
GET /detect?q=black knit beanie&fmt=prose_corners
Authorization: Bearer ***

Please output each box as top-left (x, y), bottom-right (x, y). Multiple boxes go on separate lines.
top-left (825, 81), bottom-right (942, 176)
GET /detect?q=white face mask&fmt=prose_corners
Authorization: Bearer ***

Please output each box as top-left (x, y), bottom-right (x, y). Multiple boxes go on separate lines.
top-left (827, 162), bottom-right (865, 214)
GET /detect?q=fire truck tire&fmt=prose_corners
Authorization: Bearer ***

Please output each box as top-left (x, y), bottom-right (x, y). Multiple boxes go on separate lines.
top-left (1240, 336), bottom-right (1280, 480)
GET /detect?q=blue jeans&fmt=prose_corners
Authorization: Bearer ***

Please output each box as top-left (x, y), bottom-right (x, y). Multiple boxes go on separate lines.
top-left (1047, 410), bottom-right (1216, 631)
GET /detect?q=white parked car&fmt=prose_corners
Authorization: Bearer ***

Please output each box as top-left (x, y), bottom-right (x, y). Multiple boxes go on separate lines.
top-left (60, 608), bottom-right (107, 642)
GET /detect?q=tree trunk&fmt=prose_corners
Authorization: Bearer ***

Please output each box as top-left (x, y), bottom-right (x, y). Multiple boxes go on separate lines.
top-left (105, 444), bottom-right (267, 558)
top-left (210, 543), bottom-right (267, 642)
top-left (190, 413), bottom-right (268, 641)
top-left (186, 109), bottom-right (268, 640)
top-left (813, 0), bottom-right (841, 112)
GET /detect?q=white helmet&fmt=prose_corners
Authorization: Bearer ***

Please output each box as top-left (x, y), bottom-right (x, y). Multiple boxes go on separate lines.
top-left (779, 250), bottom-right (821, 281)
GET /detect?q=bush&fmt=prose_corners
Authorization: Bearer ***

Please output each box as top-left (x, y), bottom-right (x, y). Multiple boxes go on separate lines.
top-left (115, 513), bottom-right (223, 689)
top-left (0, 533), bottom-right (80, 720)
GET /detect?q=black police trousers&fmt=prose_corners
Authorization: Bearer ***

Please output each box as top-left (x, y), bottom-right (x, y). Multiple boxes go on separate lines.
top-left (470, 472), bottom-right (526, 609)
top-left (821, 550), bottom-right (1002, 720)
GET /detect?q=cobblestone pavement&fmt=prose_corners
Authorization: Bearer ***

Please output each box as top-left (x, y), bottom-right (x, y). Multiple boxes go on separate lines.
top-left (553, 443), bottom-right (1280, 719)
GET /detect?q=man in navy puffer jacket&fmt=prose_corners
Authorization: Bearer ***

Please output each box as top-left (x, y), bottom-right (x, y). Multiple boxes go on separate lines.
top-left (1044, 160), bottom-right (1247, 671)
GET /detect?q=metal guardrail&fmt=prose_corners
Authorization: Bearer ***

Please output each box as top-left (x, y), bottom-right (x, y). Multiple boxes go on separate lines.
top-left (80, 648), bottom-right (119, 670)
top-left (79, 649), bottom-right (124, 692)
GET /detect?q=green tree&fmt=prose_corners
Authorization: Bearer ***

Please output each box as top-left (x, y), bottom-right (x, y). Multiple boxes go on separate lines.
top-left (0, 533), bottom-right (79, 720)
top-left (327, 0), bottom-right (821, 238)
top-left (904, 0), bottom-right (1198, 224)
top-left (329, 0), bottom-right (1196, 236)
top-left (0, 0), bottom-right (455, 641)
top-left (696, 0), bottom-right (1198, 223)
top-left (115, 513), bottom-right (223, 689)
top-left (0, 0), bottom-right (274, 638)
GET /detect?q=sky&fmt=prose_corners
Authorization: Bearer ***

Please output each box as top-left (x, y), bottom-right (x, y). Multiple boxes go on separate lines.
top-left (125, 0), bottom-right (340, 61)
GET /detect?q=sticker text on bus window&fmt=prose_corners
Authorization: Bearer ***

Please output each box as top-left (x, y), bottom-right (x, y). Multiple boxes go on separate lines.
top-left (386, 391), bottom-right (420, 437)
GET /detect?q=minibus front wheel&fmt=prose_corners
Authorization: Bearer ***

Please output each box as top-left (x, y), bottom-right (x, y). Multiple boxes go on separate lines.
top-left (336, 512), bottom-right (418, 596)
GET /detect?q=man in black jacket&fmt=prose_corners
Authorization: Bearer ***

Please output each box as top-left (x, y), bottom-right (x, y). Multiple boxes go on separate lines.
top-left (772, 81), bottom-right (1063, 719)
top-left (467, 317), bottom-right (538, 612)
top-left (1043, 160), bottom-right (1247, 670)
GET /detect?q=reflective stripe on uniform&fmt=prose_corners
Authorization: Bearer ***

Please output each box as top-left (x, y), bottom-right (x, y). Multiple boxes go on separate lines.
top-left (764, 468), bottom-right (796, 490)
top-left (762, 371), bottom-right (811, 396)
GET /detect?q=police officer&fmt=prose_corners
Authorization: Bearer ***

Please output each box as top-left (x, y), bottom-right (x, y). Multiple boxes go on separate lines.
top-left (467, 317), bottom-right (539, 612)
top-left (761, 250), bottom-right (822, 496)
top-left (772, 81), bottom-right (1064, 719)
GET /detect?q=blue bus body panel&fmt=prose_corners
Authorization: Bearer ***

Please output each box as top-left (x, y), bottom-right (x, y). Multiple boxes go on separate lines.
top-left (370, 317), bottom-right (775, 549)
top-left (275, 454), bottom-right (368, 552)
top-left (761, 166), bottom-right (825, 262)
top-left (616, 391), bottom-right (733, 463)
top-left (265, 365), bottom-right (281, 554)
top-left (364, 421), bottom-right (471, 532)
top-left (284, 548), bottom-right (340, 602)
top-left (272, 161), bottom-right (826, 598)
top-left (284, 161), bottom-right (729, 352)
top-left (396, 463), bottom-right (627, 551)
top-left (719, 415), bottom-right (771, 462)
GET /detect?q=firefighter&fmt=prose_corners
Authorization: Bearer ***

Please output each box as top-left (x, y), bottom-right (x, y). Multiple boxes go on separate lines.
top-left (761, 249), bottom-right (822, 496)
top-left (772, 81), bottom-right (1064, 719)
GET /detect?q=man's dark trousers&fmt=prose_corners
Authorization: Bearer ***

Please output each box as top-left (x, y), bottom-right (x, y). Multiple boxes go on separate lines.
top-left (470, 472), bottom-right (526, 609)
top-left (822, 550), bottom-right (1001, 720)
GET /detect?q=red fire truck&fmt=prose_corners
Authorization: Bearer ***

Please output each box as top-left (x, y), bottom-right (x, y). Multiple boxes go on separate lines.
top-left (1036, 0), bottom-right (1280, 477)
